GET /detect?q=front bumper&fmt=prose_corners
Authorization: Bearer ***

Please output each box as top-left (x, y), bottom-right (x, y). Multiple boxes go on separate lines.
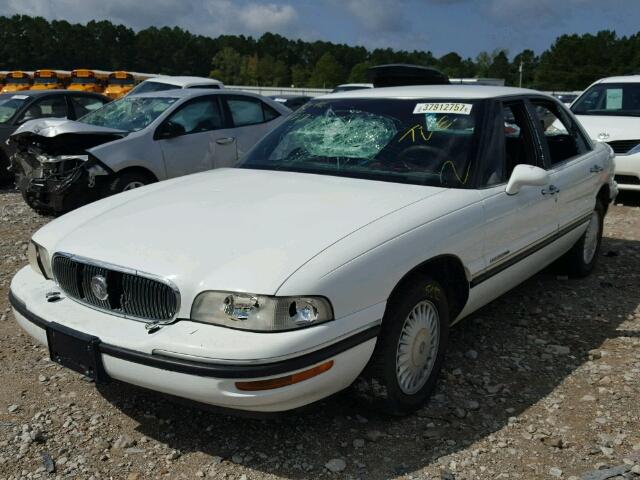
top-left (9, 267), bottom-right (379, 412)
top-left (614, 153), bottom-right (640, 191)
top-left (15, 166), bottom-right (104, 213)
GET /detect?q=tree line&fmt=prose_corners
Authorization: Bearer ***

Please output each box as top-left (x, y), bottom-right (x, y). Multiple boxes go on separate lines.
top-left (0, 15), bottom-right (638, 91)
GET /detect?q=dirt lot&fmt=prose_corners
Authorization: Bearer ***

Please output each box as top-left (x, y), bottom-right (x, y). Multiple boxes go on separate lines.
top-left (0, 187), bottom-right (639, 480)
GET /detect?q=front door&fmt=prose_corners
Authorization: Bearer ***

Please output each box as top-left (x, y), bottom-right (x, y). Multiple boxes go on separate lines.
top-left (156, 95), bottom-right (237, 178)
top-left (477, 100), bottom-right (558, 288)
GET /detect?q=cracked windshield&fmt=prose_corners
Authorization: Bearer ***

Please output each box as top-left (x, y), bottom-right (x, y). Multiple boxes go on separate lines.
top-left (241, 98), bottom-right (481, 187)
top-left (80, 96), bottom-right (177, 131)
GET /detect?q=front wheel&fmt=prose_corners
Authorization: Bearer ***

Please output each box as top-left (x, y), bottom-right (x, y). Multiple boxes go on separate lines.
top-left (561, 200), bottom-right (605, 277)
top-left (357, 277), bottom-right (449, 415)
top-left (106, 171), bottom-right (154, 196)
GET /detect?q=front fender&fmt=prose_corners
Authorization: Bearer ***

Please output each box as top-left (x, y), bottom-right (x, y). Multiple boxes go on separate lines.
top-left (89, 133), bottom-right (166, 180)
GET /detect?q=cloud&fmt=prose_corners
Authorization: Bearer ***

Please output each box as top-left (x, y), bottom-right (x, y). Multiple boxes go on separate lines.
top-left (342, 0), bottom-right (407, 33)
top-left (425, 0), bottom-right (603, 25)
top-left (0, 0), bottom-right (300, 37)
top-left (238, 3), bottom-right (298, 31)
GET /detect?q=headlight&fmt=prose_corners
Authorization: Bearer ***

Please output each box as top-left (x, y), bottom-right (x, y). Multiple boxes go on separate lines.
top-left (190, 291), bottom-right (333, 331)
top-left (27, 240), bottom-right (53, 279)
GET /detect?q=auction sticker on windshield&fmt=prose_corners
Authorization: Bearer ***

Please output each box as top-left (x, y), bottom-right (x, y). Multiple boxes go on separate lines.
top-left (413, 103), bottom-right (473, 115)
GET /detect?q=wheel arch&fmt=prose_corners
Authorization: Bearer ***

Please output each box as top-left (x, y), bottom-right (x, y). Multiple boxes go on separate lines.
top-left (596, 183), bottom-right (610, 214)
top-left (113, 166), bottom-right (159, 183)
top-left (387, 254), bottom-right (470, 322)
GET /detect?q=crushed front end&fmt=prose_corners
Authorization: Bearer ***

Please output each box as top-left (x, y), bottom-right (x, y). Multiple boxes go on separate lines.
top-left (10, 130), bottom-right (123, 214)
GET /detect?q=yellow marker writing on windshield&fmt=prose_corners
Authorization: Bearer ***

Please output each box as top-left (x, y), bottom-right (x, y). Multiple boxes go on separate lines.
top-left (398, 117), bottom-right (455, 143)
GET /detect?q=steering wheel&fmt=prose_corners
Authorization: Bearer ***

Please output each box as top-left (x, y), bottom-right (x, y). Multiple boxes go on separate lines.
top-left (395, 144), bottom-right (447, 171)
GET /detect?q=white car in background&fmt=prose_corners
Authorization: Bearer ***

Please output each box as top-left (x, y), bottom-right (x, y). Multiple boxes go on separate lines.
top-left (331, 83), bottom-right (373, 93)
top-left (11, 86), bottom-right (615, 415)
top-left (571, 75), bottom-right (640, 191)
top-left (129, 75), bottom-right (224, 95)
top-left (11, 89), bottom-right (290, 214)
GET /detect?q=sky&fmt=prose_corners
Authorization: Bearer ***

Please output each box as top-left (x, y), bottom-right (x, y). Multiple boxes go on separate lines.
top-left (2, 0), bottom-right (640, 58)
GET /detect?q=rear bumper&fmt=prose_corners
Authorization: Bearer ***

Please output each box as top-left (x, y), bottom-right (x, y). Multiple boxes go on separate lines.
top-left (9, 272), bottom-right (379, 412)
top-left (614, 153), bottom-right (640, 191)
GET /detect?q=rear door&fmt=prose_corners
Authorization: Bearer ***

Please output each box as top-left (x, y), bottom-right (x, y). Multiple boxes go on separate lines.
top-left (528, 98), bottom-right (599, 231)
top-left (156, 95), bottom-right (237, 178)
top-left (221, 95), bottom-right (283, 159)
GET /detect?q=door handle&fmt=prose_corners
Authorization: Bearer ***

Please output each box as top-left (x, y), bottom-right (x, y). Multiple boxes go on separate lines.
top-left (541, 184), bottom-right (560, 195)
top-left (590, 164), bottom-right (604, 173)
top-left (216, 137), bottom-right (235, 145)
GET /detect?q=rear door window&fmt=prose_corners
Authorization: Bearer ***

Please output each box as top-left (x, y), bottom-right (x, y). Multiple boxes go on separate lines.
top-left (225, 96), bottom-right (280, 127)
top-left (529, 100), bottom-right (590, 166)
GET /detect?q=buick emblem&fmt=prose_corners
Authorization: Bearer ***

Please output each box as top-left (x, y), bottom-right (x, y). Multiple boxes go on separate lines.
top-left (90, 275), bottom-right (109, 301)
top-left (597, 132), bottom-right (610, 141)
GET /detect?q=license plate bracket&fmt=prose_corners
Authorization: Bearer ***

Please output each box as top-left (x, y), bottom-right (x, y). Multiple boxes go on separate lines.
top-left (46, 322), bottom-right (109, 384)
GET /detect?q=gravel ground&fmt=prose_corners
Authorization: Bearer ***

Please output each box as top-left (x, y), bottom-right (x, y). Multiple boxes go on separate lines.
top-left (0, 187), bottom-right (639, 480)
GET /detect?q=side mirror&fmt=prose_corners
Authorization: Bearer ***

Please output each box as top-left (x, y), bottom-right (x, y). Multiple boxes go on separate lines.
top-left (156, 121), bottom-right (185, 140)
top-left (505, 164), bottom-right (549, 195)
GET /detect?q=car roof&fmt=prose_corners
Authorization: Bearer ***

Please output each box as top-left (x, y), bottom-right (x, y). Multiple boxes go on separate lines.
top-left (321, 84), bottom-right (550, 100)
top-left (141, 76), bottom-right (223, 87)
top-left (269, 94), bottom-right (311, 99)
top-left (596, 75), bottom-right (640, 84)
top-left (336, 83), bottom-right (373, 88)
top-left (133, 88), bottom-right (275, 98)
top-left (128, 88), bottom-right (288, 106)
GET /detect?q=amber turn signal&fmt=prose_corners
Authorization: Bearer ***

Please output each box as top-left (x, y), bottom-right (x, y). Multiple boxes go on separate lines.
top-left (235, 360), bottom-right (334, 391)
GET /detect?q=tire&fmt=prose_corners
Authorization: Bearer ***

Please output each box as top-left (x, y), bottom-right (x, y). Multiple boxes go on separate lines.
top-left (106, 171), bottom-right (154, 195)
top-left (357, 276), bottom-right (449, 416)
top-left (561, 200), bottom-right (605, 278)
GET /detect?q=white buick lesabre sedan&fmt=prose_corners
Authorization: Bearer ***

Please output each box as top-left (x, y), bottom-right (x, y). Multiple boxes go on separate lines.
top-left (10, 86), bottom-right (616, 415)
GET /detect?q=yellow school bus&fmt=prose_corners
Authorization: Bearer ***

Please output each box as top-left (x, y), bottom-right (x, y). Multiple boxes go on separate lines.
top-left (104, 71), bottom-right (135, 99)
top-left (30, 69), bottom-right (68, 90)
top-left (1, 71), bottom-right (32, 93)
top-left (67, 69), bottom-right (105, 93)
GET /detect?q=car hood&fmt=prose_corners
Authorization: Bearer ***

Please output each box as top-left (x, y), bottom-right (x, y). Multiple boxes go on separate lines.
top-left (37, 168), bottom-right (445, 311)
top-left (575, 114), bottom-right (640, 141)
top-left (12, 118), bottom-right (129, 137)
top-left (10, 119), bottom-right (130, 157)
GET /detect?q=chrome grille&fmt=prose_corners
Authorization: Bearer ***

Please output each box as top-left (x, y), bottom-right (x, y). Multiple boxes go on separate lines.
top-left (606, 139), bottom-right (640, 154)
top-left (52, 254), bottom-right (179, 321)
top-left (81, 263), bottom-right (110, 310)
top-left (53, 254), bottom-right (82, 298)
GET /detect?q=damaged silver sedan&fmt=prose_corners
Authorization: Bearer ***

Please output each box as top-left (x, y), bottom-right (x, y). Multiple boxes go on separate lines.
top-left (10, 89), bottom-right (290, 214)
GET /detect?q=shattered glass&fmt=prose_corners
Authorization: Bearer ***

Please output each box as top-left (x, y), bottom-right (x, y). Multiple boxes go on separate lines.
top-left (80, 96), bottom-right (177, 132)
top-left (241, 97), bottom-right (482, 188)
top-left (274, 109), bottom-right (398, 160)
